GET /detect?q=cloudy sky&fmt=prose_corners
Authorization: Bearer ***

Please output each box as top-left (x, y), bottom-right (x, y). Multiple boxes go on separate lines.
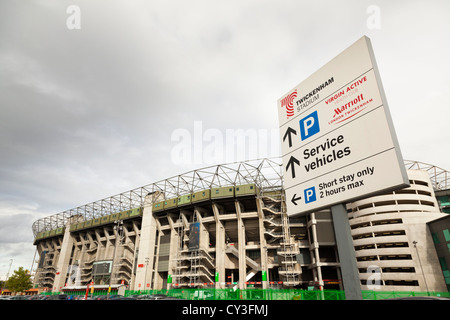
top-left (1, 0), bottom-right (449, 280)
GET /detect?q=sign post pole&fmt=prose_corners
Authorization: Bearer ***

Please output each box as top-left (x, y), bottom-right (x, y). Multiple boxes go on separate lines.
top-left (331, 203), bottom-right (362, 300)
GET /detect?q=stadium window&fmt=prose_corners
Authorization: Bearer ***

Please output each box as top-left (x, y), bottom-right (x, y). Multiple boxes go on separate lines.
top-left (443, 229), bottom-right (450, 242)
top-left (432, 232), bottom-right (440, 244)
top-left (439, 257), bottom-right (449, 271)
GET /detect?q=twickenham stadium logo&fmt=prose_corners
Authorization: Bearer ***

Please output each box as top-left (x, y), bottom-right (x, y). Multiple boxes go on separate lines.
top-left (280, 89), bottom-right (297, 119)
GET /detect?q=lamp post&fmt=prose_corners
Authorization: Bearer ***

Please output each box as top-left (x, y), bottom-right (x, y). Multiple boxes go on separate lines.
top-left (5, 259), bottom-right (13, 281)
top-left (107, 220), bottom-right (124, 299)
top-left (144, 257), bottom-right (149, 293)
top-left (413, 240), bottom-right (430, 293)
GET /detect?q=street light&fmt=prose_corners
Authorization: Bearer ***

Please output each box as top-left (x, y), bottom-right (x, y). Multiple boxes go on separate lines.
top-left (144, 257), bottom-right (149, 292)
top-left (5, 259), bottom-right (13, 281)
top-left (413, 240), bottom-right (430, 293)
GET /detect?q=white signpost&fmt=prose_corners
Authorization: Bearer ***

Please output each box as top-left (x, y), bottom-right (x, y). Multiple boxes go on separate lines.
top-left (278, 36), bottom-right (409, 217)
top-left (277, 36), bottom-right (409, 299)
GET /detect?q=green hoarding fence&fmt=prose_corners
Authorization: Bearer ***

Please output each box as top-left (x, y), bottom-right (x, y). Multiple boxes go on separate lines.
top-left (118, 288), bottom-right (450, 300)
top-left (50, 288), bottom-right (450, 300)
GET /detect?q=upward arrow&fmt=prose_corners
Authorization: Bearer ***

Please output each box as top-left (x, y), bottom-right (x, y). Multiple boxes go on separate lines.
top-left (282, 127), bottom-right (297, 148)
top-left (286, 156), bottom-right (300, 179)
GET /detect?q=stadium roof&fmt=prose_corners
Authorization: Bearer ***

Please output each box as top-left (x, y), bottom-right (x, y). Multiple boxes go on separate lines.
top-left (31, 158), bottom-right (449, 236)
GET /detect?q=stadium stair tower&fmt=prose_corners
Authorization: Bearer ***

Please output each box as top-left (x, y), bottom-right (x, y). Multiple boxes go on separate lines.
top-left (261, 190), bottom-right (301, 286)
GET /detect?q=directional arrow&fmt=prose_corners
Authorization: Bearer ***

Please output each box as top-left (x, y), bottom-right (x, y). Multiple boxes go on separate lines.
top-left (286, 156), bottom-right (300, 179)
top-left (291, 193), bottom-right (302, 206)
top-left (282, 127), bottom-right (297, 148)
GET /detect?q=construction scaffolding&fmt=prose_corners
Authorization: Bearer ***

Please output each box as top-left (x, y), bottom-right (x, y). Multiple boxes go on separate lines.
top-left (32, 159), bottom-right (450, 237)
top-left (260, 189), bottom-right (300, 286)
top-left (32, 158), bottom-right (284, 236)
top-left (172, 211), bottom-right (215, 288)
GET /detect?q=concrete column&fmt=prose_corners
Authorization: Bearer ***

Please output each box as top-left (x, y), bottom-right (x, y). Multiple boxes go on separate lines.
top-left (331, 203), bottom-right (362, 300)
top-left (53, 225), bottom-right (74, 291)
top-left (235, 200), bottom-right (247, 289)
top-left (256, 198), bottom-right (269, 289)
top-left (94, 230), bottom-right (103, 262)
top-left (130, 220), bottom-right (141, 288)
top-left (110, 228), bottom-right (121, 286)
top-left (167, 214), bottom-right (181, 289)
top-left (213, 203), bottom-right (225, 289)
top-left (310, 212), bottom-right (324, 290)
top-left (134, 195), bottom-right (158, 290)
top-left (152, 232), bottom-right (162, 290)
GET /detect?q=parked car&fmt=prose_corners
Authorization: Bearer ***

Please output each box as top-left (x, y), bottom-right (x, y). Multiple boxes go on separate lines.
top-left (137, 294), bottom-right (168, 300)
top-left (46, 294), bottom-right (68, 300)
top-left (9, 295), bottom-right (28, 300)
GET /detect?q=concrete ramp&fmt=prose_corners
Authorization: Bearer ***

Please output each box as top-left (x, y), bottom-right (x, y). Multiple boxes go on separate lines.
top-left (225, 244), bottom-right (260, 271)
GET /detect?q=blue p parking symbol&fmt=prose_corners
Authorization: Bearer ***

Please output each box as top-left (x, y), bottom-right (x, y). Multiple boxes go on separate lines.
top-left (299, 110), bottom-right (320, 140)
top-left (304, 187), bottom-right (317, 204)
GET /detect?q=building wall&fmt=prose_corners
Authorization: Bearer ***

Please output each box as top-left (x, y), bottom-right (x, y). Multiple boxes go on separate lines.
top-left (33, 218), bottom-right (141, 291)
top-left (428, 214), bottom-right (450, 291)
top-left (34, 238), bottom-right (61, 290)
top-left (134, 191), bottom-right (314, 290)
top-left (348, 170), bottom-right (447, 292)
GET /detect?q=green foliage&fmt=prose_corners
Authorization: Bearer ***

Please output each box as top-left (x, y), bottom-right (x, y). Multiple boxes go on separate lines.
top-left (6, 267), bottom-right (32, 293)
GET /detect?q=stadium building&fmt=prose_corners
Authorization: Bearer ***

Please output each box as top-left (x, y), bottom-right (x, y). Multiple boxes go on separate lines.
top-left (31, 158), bottom-right (449, 294)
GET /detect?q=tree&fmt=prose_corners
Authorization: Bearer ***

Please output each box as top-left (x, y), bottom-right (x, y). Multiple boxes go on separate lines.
top-left (6, 267), bottom-right (32, 294)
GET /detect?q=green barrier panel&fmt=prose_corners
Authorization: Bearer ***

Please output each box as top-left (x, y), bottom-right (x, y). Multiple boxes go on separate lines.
top-left (119, 288), bottom-right (450, 300)
top-left (164, 198), bottom-right (178, 210)
top-left (178, 194), bottom-right (192, 207)
top-left (192, 189), bottom-right (211, 203)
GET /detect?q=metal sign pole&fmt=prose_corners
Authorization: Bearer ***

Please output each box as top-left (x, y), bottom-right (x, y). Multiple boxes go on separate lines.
top-left (331, 203), bottom-right (362, 300)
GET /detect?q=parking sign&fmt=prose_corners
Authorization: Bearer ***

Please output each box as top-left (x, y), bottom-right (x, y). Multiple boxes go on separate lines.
top-left (299, 111), bottom-right (320, 140)
top-left (277, 36), bottom-right (409, 216)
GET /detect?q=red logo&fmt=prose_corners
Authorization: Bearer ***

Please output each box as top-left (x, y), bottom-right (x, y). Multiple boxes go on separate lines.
top-left (280, 89), bottom-right (297, 119)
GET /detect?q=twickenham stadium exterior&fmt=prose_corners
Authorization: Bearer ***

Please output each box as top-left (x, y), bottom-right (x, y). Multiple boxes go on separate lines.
top-left (31, 158), bottom-right (450, 294)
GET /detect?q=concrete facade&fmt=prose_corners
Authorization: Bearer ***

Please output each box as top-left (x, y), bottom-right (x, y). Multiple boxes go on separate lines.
top-left (427, 213), bottom-right (450, 291)
top-left (32, 167), bottom-right (449, 293)
top-left (349, 170), bottom-right (447, 291)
